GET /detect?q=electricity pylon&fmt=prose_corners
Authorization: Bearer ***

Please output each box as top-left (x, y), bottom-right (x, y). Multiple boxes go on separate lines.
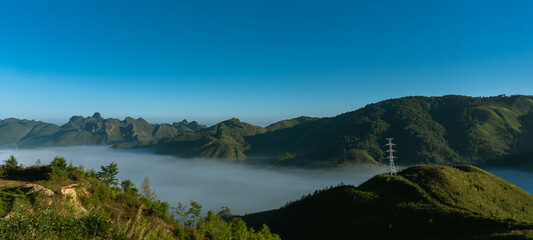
top-left (385, 138), bottom-right (397, 175)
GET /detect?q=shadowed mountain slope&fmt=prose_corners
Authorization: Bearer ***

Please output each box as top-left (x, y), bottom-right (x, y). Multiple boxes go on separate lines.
top-left (245, 95), bottom-right (533, 167)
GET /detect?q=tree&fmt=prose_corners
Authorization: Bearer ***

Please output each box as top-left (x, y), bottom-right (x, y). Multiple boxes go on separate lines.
top-left (141, 177), bottom-right (156, 200)
top-left (50, 156), bottom-right (67, 170)
top-left (217, 206), bottom-right (232, 217)
top-left (120, 179), bottom-right (137, 193)
top-left (187, 200), bottom-right (202, 227)
top-left (3, 155), bottom-right (18, 168)
top-left (173, 201), bottom-right (189, 225)
top-left (230, 218), bottom-right (249, 239)
top-left (97, 162), bottom-right (119, 187)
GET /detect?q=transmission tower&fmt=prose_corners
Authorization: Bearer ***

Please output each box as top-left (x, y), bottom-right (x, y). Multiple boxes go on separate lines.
top-left (385, 138), bottom-right (397, 175)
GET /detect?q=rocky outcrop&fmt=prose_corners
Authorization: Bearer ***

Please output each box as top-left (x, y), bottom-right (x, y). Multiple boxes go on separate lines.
top-left (20, 183), bottom-right (55, 196)
top-left (60, 184), bottom-right (88, 215)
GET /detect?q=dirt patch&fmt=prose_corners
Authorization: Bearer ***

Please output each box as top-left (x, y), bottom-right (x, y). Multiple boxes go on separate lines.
top-left (0, 179), bottom-right (28, 190)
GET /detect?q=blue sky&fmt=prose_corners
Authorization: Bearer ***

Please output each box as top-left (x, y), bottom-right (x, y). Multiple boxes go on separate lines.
top-left (1, 1), bottom-right (532, 126)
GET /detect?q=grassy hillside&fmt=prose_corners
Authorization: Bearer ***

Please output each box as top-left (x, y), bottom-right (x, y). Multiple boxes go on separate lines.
top-left (0, 156), bottom-right (279, 239)
top-left (242, 165), bottom-right (533, 240)
top-left (246, 95), bottom-right (533, 167)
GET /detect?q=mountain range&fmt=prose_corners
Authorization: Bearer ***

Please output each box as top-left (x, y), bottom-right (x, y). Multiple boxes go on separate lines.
top-left (0, 112), bottom-right (205, 147)
top-left (120, 94), bottom-right (533, 168)
top-left (2, 95), bottom-right (533, 168)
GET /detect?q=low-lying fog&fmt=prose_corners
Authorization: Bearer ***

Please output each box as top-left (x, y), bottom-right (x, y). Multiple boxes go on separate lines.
top-left (1, 147), bottom-right (531, 215)
top-left (0, 146), bottom-right (392, 215)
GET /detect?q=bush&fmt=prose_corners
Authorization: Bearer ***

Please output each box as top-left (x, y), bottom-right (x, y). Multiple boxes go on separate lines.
top-left (120, 179), bottom-right (138, 194)
top-left (49, 156), bottom-right (68, 178)
top-left (50, 156), bottom-right (67, 170)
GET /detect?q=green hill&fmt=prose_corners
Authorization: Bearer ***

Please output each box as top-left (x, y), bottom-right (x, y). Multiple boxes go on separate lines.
top-left (140, 118), bottom-right (267, 161)
top-left (242, 165), bottom-right (533, 240)
top-left (245, 95), bottom-right (533, 167)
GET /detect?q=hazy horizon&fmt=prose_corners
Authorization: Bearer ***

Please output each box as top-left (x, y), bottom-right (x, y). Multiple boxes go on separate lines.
top-left (4, 93), bottom-right (532, 127)
top-left (1, 1), bottom-right (532, 125)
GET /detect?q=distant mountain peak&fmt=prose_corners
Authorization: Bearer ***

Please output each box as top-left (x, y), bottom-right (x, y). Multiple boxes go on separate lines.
top-left (92, 112), bottom-right (103, 120)
top-left (223, 118), bottom-right (240, 123)
top-left (68, 116), bottom-right (83, 122)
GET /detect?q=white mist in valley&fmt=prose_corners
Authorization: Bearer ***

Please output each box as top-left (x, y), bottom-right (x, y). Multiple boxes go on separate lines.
top-left (0, 146), bottom-right (391, 215)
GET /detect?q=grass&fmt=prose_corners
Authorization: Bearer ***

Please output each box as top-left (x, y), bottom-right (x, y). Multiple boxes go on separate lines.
top-left (243, 165), bottom-right (533, 240)
top-left (0, 157), bottom-right (280, 240)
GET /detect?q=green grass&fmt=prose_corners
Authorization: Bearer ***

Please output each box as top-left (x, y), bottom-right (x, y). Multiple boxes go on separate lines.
top-left (0, 158), bottom-right (280, 240)
top-left (243, 165), bottom-right (533, 240)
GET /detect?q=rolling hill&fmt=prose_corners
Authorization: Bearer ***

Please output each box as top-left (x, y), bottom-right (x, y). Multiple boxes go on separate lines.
top-left (242, 165), bottom-right (533, 239)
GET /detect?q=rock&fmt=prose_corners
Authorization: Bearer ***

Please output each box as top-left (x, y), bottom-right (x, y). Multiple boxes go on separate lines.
top-left (20, 183), bottom-right (55, 196)
top-left (60, 184), bottom-right (88, 214)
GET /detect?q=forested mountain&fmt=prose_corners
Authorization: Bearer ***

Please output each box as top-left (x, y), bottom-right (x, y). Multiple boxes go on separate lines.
top-left (265, 116), bottom-right (318, 132)
top-left (0, 113), bottom-right (206, 147)
top-left (124, 95), bottom-right (533, 167)
top-left (246, 95), bottom-right (533, 167)
top-left (242, 165), bottom-right (533, 239)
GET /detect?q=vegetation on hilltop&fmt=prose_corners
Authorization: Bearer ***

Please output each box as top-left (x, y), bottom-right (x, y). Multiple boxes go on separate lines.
top-left (246, 94), bottom-right (533, 167)
top-left (265, 117), bottom-right (318, 132)
top-left (242, 165), bottom-right (533, 240)
top-left (0, 155), bottom-right (279, 239)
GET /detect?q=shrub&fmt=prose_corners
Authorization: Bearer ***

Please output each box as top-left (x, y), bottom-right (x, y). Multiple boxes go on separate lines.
top-left (120, 179), bottom-right (138, 194)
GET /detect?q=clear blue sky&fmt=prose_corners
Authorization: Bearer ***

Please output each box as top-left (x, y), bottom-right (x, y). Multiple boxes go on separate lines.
top-left (1, 1), bottom-right (532, 126)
